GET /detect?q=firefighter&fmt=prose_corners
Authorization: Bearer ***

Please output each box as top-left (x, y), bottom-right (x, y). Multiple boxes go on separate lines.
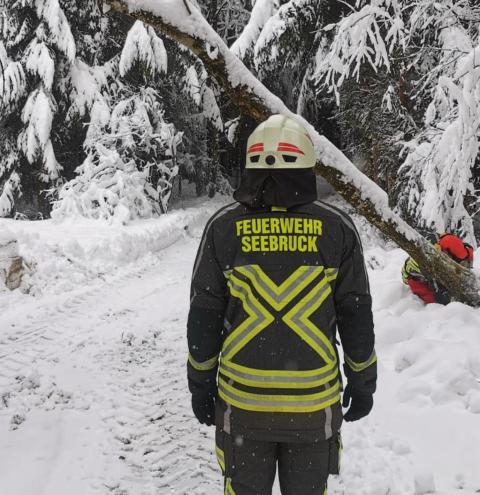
top-left (187, 114), bottom-right (377, 494)
top-left (402, 233), bottom-right (474, 305)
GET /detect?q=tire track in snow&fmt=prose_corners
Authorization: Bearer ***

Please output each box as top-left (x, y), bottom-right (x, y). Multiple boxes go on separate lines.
top-left (87, 237), bottom-right (222, 494)
top-left (0, 252), bottom-right (172, 387)
top-left (95, 325), bottom-right (221, 494)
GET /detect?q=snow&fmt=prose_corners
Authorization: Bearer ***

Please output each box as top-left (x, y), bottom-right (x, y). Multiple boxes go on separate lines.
top-left (0, 60), bottom-right (26, 109)
top-left (35, 0), bottom-right (76, 62)
top-left (69, 60), bottom-right (109, 119)
top-left (25, 41), bottom-right (55, 91)
top-left (1, 198), bottom-right (480, 494)
top-left (230, 0), bottom-right (279, 59)
top-left (19, 88), bottom-right (60, 179)
top-left (184, 66), bottom-right (201, 106)
top-left (119, 21), bottom-right (168, 78)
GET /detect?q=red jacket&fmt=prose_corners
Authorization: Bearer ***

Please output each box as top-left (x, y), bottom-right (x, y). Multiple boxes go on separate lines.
top-left (407, 278), bottom-right (436, 304)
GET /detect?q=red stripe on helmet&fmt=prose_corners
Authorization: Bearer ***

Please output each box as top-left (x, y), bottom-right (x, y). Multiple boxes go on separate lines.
top-left (248, 143), bottom-right (264, 154)
top-left (277, 142), bottom-right (305, 155)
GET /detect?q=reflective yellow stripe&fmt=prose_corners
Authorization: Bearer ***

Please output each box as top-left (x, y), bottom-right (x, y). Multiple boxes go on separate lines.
top-left (344, 350), bottom-right (377, 372)
top-left (188, 353), bottom-right (219, 371)
top-left (226, 478), bottom-right (236, 495)
top-left (235, 265), bottom-right (324, 311)
top-left (222, 274), bottom-right (274, 360)
top-left (221, 264), bottom-right (339, 408)
top-left (402, 257), bottom-right (422, 283)
top-left (216, 445), bottom-right (225, 472)
top-left (219, 359), bottom-right (338, 389)
top-left (218, 377), bottom-right (341, 413)
top-left (282, 277), bottom-right (336, 365)
top-left (271, 206), bottom-right (287, 212)
top-left (325, 267), bottom-right (338, 283)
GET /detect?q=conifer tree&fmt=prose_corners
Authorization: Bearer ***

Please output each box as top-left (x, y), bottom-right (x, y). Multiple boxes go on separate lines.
top-left (0, 0), bottom-right (77, 217)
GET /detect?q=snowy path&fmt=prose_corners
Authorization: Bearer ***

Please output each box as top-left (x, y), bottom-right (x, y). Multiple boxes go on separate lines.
top-left (1, 217), bottom-right (480, 494)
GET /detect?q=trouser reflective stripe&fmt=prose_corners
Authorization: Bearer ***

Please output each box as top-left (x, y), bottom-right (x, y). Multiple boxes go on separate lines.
top-left (283, 277), bottom-right (336, 365)
top-left (188, 353), bottom-right (218, 371)
top-left (222, 274), bottom-right (274, 360)
top-left (216, 445), bottom-right (225, 472)
top-left (219, 359), bottom-right (338, 389)
top-left (235, 264), bottom-right (324, 311)
top-left (225, 478), bottom-right (236, 495)
top-left (345, 350), bottom-right (377, 372)
top-left (218, 377), bottom-right (341, 413)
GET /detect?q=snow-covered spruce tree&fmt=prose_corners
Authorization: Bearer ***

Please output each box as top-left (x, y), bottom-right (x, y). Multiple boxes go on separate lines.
top-left (53, 20), bottom-right (183, 221)
top-left (0, 0), bottom-right (109, 218)
top-left (175, 0), bottom-right (246, 194)
top-left (396, 3), bottom-right (480, 242)
top-left (315, 0), bottom-right (480, 243)
top-left (154, 27), bottom-right (228, 198)
top-left (0, 0), bottom-right (73, 217)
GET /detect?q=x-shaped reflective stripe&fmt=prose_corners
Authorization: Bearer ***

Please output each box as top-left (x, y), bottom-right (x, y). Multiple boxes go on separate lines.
top-left (282, 277), bottom-right (337, 365)
top-left (221, 274), bottom-right (274, 361)
top-left (223, 266), bottom-right (335, 365)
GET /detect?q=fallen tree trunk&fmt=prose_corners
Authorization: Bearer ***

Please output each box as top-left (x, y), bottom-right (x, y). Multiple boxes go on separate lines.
top-left (104, 0), bottom-right (480, 307)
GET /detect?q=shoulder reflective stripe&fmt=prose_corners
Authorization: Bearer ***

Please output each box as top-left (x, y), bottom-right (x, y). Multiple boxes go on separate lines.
top-left (282, 277), bottom-right (337, 364)
top-left (325, 268), bottom-right (338, 283)
top-left (219, 360), bottom-right (338, 389)
top-left (221, 274), bottom-right (274, 360)
top-left (235, 265), bottom-right (324, 311)
top-left (191, 202), bottom-right (238, 282)
top-left (218, 377), bottom-right (341, 413)
top-left (216, 445), bottom-right (225, 472)
top-left (188, 353), bottom-right (219, 371)
top-left (344, 350), bottom-right (377, 372)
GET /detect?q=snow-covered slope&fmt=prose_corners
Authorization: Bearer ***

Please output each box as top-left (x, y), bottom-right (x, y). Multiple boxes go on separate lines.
top-left (0, 199), bottom-right (479, 494)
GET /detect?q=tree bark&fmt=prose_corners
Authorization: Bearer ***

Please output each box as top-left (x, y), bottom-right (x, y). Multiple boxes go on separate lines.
top-left (104, 0), bottom-right (480, 307)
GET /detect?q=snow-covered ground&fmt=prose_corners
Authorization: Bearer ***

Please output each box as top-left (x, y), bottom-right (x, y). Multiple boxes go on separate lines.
top-left (1, 198), bottom-right (480, 495)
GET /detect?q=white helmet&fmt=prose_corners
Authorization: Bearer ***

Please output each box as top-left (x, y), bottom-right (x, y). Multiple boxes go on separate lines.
top-left (246, 114), bottom-right (316, 169)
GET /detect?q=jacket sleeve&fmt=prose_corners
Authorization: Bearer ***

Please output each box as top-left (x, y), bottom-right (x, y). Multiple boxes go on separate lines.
top-left (334, 221), bottom-right (376, 395)
top-left (187, 218), bottom-right (227, 397)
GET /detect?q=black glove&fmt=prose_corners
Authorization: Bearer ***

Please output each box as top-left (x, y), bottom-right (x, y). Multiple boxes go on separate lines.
top-left (191, 392), bottom-right (215, 426)
top-left (342, 384), bottom-right (373, 422)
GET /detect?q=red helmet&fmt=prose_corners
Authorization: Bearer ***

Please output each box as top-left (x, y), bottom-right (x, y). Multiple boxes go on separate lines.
top-left (438, 233), bottom-right (474, 267)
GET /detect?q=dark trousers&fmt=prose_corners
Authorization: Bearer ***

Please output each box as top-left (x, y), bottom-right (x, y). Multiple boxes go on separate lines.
top-left (216, 429), bottom-right (334, 495)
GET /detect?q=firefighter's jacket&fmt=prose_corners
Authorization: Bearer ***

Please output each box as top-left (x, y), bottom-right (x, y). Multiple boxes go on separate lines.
top-left (187, 200), bottom-right (376, 442)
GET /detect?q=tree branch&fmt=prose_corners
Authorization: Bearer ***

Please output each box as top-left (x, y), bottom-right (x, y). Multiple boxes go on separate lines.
top-left (104, 0), bottom-right (480, 307)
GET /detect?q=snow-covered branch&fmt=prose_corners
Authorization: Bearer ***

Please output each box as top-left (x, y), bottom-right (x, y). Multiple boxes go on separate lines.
top-left (104, 0), bottom-right (480, 306)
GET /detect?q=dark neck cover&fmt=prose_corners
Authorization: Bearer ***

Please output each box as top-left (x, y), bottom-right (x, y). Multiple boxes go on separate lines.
top-left (233, 169), bottom-right (317, 209)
